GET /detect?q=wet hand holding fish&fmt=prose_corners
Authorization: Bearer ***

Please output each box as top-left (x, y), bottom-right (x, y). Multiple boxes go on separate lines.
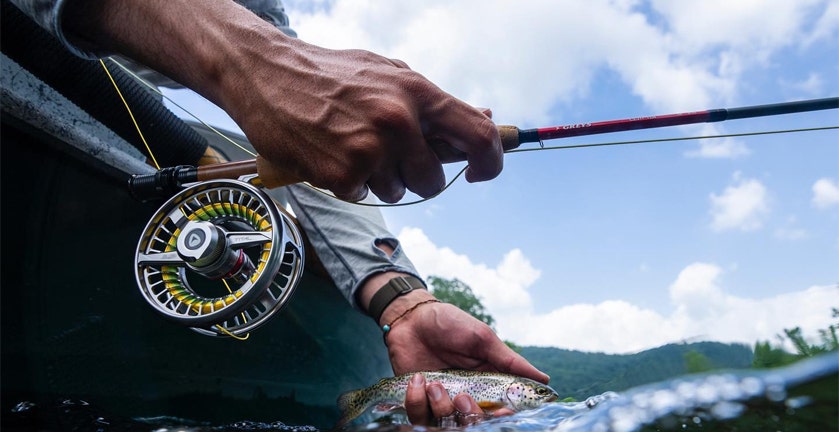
top-left (336, 370), bottom-right (559, 426)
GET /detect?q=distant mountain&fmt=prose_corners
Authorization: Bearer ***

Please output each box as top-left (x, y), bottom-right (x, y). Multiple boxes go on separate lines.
top-left (520, 341), bottom-right (754, 400)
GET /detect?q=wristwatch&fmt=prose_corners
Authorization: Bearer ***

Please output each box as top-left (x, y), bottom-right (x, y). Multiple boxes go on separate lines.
top-left (367, 275), bottom-right (425, 323)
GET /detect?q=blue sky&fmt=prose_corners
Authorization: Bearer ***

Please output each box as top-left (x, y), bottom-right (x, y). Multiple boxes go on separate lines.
top-left (164, 0), bottom-right (838, 353)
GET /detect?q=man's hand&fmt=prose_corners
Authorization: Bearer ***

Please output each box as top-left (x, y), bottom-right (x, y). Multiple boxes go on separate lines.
top-left (381, 291), bottom-right (548, 381)
top-left (65, 0), bottom-right (503, 203)
top-left (229, 40), bottom-right (503, 203)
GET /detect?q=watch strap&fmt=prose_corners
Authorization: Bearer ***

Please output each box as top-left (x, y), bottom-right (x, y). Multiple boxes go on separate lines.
top-left (368, 275), bottom-right (425, 323)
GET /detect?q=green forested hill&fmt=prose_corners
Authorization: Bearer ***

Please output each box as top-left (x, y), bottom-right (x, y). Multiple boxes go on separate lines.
top-left (428, 277), bottom-right (757, 400)
top-left (520, 342), bottom-right (754, 400)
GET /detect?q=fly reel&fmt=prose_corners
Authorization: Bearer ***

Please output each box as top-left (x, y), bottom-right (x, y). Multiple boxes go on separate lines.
top-left (134, 178), bottom-right (305, 337)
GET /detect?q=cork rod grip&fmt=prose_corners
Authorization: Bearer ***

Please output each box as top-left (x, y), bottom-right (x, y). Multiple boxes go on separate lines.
top-left (255, 156), bottom-right (303, 189)
top-left (497, 125), bottom-right (522, 152)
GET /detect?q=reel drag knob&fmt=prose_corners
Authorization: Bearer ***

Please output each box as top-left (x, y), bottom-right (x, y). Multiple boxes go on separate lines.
top-left (176, 221), bottom-right (256, 282)
top-left (134, 179), bottom-right (305, 337)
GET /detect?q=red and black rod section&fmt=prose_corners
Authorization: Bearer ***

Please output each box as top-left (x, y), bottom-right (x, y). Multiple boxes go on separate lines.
top-left (512, 97), bottom-right (839, 145)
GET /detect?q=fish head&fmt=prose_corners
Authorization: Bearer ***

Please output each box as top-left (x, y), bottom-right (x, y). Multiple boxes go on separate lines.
top-left (504, 378), bottom-right (559, 410)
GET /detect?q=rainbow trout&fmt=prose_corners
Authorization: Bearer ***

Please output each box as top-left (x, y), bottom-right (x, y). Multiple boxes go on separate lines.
top-left (336, 370), bottom-right (558, 426)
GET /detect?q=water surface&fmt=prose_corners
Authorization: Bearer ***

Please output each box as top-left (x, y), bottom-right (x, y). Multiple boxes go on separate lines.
top-left (5, 353), bottom-right (836, 431)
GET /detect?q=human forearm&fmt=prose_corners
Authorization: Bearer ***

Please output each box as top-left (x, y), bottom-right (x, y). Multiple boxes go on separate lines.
top-left (61, 0), bottom-right (277, 107)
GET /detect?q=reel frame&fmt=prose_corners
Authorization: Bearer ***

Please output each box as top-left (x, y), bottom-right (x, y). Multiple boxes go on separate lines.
top-left (134, 177), bottom-right (305, 337)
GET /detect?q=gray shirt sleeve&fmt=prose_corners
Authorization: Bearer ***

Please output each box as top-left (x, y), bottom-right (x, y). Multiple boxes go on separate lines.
top-left (276, 184), bottom-right (424, 311)
top-left (7, 0), bottom-right (297, 59)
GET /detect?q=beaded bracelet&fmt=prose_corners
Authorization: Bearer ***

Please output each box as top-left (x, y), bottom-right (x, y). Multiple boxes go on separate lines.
top-left (381, 299), bottom-right (441, 345)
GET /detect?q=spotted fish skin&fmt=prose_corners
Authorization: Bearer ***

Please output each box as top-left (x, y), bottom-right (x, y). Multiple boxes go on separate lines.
top-left (336, 370), bottom-right (558, 426)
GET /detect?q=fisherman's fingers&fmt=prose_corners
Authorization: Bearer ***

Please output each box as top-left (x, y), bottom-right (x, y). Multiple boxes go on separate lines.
top-left (490, 408), bottom-right (516, 418)
top-left (425, 381), bottom-right (457, 419)
top-left (451, 394), bottom-right (488, 426)
top-left (405, 373), bottom-right (433, 425)
top-left (482, 341), bottom-right (551, 384)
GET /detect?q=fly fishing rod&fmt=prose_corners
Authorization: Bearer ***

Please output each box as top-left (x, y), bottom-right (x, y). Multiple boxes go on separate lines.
top-left (130, 96), bottom-right (837, 338)
top-left (508, 96), bottom-right (838, 143)
top-left (130, 97), bottom-right (838, 200)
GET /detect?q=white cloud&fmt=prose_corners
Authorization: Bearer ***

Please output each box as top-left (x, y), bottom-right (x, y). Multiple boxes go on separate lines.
top-left (685, 126), bottom-right (751, 158)
top-left (398, 227), bottom-right (836, 354)
top-left (662, 263), bottom-right (837, 353)
top-left (669, 263), bottom-right (727, 319)
top-left (812, 178), bottom-right (839, 208)
top-left (689, 138), bottom-right (750, 158)
top-left (649, 0), bottom-right (825, 53)
top-left (285, 0), bottom-right (832, 126)
top-left (709, 173), bottom-right (770, 231)
top-left (782, 72), bottom-right (826, 96)
top-left (805, 0), bottom-right (839, 46)
top-left (398, 227), bottom-right (538, 316)
top-left (516, 300), bottom-right (677, 353)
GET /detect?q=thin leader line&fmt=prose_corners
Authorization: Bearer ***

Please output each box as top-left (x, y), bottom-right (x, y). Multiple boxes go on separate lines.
top-left (346, 125), bottom-right (839, 208)
top-left (509, 125), bottom-right (838, 154)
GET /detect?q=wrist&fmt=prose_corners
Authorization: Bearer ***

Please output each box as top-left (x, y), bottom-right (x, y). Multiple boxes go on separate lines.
top-left (377, 289), bottom-right (436, 327)
top-left (357, 272), bottom-right (433, 325)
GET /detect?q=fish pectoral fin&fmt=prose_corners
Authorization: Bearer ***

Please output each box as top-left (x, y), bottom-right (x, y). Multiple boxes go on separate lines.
top-left (372, 402), bottom-right (404, 414)
top-left (476, 401), bottom-right (507, 411)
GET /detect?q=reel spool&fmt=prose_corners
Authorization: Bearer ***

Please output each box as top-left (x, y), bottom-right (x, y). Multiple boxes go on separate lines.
top-left (134, 178), bottom-right (305, 337)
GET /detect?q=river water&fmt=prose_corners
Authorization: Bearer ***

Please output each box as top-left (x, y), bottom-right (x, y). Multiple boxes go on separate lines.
top-left (5, 352), bottom-right (836, 431)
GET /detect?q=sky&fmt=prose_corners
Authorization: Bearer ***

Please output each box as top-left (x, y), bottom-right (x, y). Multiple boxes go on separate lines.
top-left (164, 0), bottom-right (839, 354)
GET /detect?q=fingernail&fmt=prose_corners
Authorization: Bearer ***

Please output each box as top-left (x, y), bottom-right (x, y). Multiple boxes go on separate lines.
top-left (411, 373), bottom-right (424, 386)
top-left (427, 384), bottom-right (443, 401)
top-left (353, 185), bottom-right (369, 202)
top-left (454, 395), bottom-right (471, 412)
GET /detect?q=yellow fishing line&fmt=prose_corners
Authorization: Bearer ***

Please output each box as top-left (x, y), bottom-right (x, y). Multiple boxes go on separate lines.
top-left (215, 324), bottom-right (250, 341)
top-left (220, 278), bottom-right (250, 341)
top-left (99, 59), bottom-right (161, 169)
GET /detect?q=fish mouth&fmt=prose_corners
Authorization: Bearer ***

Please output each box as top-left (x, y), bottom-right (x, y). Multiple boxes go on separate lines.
top-left (547, 394), bottom-right (559, 403)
